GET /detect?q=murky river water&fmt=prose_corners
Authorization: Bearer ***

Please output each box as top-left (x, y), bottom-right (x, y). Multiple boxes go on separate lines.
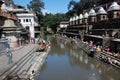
top-left (35, 36), bottom-right (120, 80)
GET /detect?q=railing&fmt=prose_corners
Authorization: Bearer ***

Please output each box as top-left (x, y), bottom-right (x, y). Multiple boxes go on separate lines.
top-left (0, 10), bottom-right (18, 20)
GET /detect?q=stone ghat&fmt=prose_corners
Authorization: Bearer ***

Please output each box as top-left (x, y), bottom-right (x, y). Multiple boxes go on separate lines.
top-left (0, 45), bottom-right (50, 80)
top-left (58, 36), bottom-right (120, 69)
top-left (17, 46), bottom-right (50, 80)
top-left (79, 41), bottom-right (120, 69)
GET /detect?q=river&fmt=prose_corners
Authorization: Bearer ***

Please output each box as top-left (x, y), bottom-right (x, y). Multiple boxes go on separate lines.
top-left (35, 36), bottom-right (120, 80)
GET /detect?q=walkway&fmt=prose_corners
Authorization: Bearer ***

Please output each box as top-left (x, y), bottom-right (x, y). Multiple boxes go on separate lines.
top-left (0, 44), bottom-right (38, 78)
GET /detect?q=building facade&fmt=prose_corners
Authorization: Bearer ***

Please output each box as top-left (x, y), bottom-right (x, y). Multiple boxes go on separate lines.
top-left (11, 4), bottom-right (40, 38)
top-left (61, 1), bottom-right (120, 52)
top-left (0, 0), bottom-right (40, 48)
top-left (1, 0), bottom-right (40, 39)
top-left (17, 12), bottom-right (37, 38)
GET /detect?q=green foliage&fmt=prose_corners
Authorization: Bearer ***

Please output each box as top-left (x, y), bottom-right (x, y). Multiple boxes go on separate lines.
top-left (99, 0), bottom-right (115, 5)
top-left (39, 13), bottom-right (69, 33)
top-left (68, 0), bottom-right (77, 10)
top-left (67, 0), bottom-right (116, 17)
top-left (27, 0), bottom-right (44, 14)
top-left (67, 0), bottom-right (98, 16)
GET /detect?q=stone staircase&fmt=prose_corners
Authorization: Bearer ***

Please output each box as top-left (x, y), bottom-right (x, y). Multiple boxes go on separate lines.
top-left (0, 45), bottom-right (50, 80)
top-left (10, 50), bottom-right (36, 75)
top-left (16, 52), bottom-right (36, 75)
top-left (27, 47), bottom-right (50, 75)
top-left (0, 45), bottom-right (37, 80)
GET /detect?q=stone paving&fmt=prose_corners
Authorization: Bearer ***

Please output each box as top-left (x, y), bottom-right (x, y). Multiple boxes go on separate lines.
top-left (0, 44), bottom-right (38, 76)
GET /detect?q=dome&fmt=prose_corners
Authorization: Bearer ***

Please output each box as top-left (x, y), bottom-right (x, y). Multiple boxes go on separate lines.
top-left (79, 14), bottom-right (83, 19)
top-left (108, 2), bottom-right (120, 11)
top-left (73, 17), bottom-right (76, 21)
top-left (69, 18), bottom-right (72, 22)
top-left (2, 19), bottom-right (17, 28)
top-left (84, 12), bottom-right (89, 18)
top-left (89, 9), bottom-right (96, 16)
top-left (97, 7), bottom-right (107, 14)
top-left (75, 16), bottom-right (79, 20)
top-left (71, 17), bottom-right (74, 21)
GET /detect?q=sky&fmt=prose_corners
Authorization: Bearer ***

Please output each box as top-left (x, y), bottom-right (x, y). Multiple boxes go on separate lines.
top-left (13, 0), bottom-right (80, 14)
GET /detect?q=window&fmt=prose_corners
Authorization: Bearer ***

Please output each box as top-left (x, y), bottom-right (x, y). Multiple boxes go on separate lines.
top-left (94, 18), bottom-right (96, 22)
top-left (29, 19), bottom-right (31, 22)
top-left (26, 26), bottom-right (29, 31)
top-left (116, 13), bottom-right (119, 18)
top-left (103, 16), bottom-right (105, 19)
top-left (18, 19), bottom-right (21, 22)
top-left (23, 19), bottom-right (25, 22)
top-left (26, 19), bottom-right (28, 22)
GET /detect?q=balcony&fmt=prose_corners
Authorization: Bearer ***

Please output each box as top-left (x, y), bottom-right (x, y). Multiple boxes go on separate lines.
top-left (0, 10), bottom-right (18, 20)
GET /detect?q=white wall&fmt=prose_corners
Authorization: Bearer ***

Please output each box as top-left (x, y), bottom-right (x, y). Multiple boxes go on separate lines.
top-left (60, 24), bottom-right (68, 28)
top-left (17, 13), bottom-right (35, 38)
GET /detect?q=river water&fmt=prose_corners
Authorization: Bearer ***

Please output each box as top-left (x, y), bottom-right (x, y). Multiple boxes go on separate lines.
top-left (35, 36), bottom-right (120, 80)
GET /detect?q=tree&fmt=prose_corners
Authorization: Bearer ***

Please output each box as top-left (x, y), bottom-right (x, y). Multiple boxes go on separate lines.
top-left (40, 13), bottom-right (68, 33)
top-left (27, 0), bottom-right (44, 14)
top-left (27, 0), bottom-right (44, 26)
top-left (68, 0), bottom-right (77, 10)
top-left (67, 0), bottom-right (112, 17)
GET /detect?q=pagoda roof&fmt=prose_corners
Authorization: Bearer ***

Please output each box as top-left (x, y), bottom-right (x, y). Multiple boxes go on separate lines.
top-left (89, 9), bottom-right (96, 16)
top-left (75, 16), bottom-right (79, 20)
top-left (79, 14), bottom-right (83, 19)
top-left (108, 2), bottom-right (120, 11)
top-left (97, 7), bottom-right (107, 14)
top-left (83, 12), bottom-right (89, 18)
top-left (69, 18), bottom-right (72, 22)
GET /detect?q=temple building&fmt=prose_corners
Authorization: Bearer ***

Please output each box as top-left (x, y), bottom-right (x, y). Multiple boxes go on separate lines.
top-left (0, 0), bottom-right (40, 48)
top-left (8, 3), bottom-right (40, 39)
top-left (0, 0), bottom-right (20, 48)
top-left (60, 1), bottom-right (120, 52)
top-left (12, 6), bottom-right (40, 38)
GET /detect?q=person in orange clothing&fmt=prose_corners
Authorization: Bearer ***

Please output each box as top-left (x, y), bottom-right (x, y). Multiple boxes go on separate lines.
top-left (96, 46), bottom-right (101, 53)
top-left (38, 42), bottom-right (47, 52)
top-left (41, 43), bottom-right (47, 49)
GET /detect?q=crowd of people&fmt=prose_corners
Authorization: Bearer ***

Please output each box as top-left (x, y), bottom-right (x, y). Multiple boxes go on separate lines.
top-left (56, 34), bottom-right (120, 68)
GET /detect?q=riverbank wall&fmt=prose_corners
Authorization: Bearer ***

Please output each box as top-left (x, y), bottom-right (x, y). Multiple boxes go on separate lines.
top-left (58, 35), bottom-right (120, 69)
top-left (0, 44), bottom-right (50, 80)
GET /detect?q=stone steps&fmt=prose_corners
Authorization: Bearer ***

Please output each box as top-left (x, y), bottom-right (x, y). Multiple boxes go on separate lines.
top-left (17, 52), bottom-right (36, 75)
top-left (0, 44), bottom-right (50, 80)
top-left (10, 50), bottom-right (35, 75)
top-left (0, 45), bottom-right (37, 79)
top-left (27, 48), bottom-right (50, 78)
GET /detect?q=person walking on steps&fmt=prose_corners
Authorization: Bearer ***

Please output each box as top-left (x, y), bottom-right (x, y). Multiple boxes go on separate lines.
top-left (6, 44), bottom-right (13, 64)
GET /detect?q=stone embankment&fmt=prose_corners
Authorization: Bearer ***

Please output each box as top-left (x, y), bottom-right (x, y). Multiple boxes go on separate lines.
top-left (27, 47), bottom-right (50, 79)
top-left (77, 41), bottom-right (120, 69)
top-left (58, 35), bottom-right (120, 69)
top-left (0, 44), bottom-right (50, 80)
